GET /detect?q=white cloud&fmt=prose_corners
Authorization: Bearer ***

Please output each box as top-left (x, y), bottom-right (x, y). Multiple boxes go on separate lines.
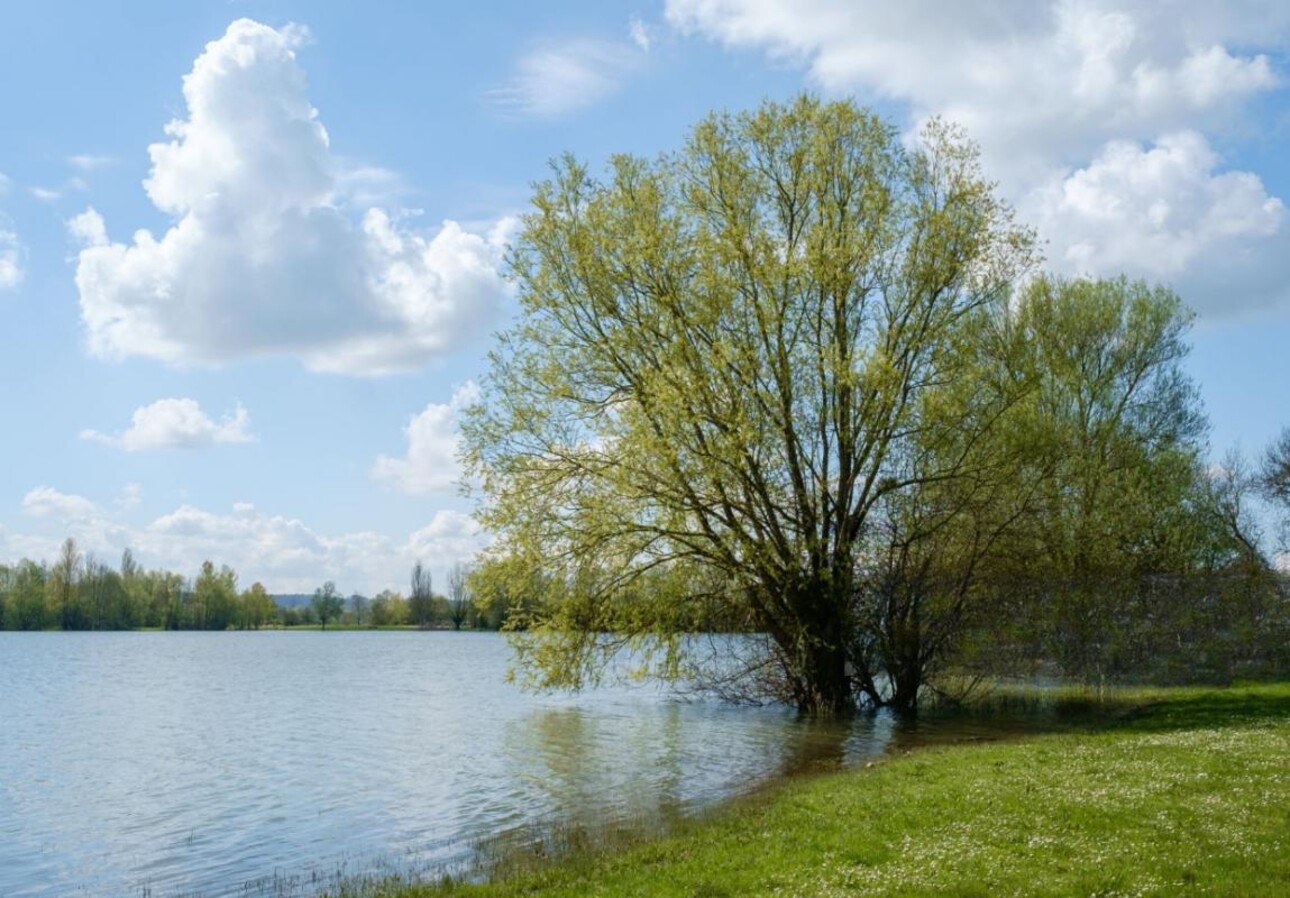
top-left (0, 174), bottom-right (21, 291)
top-left (666, 1), bottom-right (1282, 167)
top-left (23, 487), bottom-right (102, 523)
top-left (18, 488), bottom-right (133, 561)
top-left (372, 381), bottom-right (478, 495)
top-left (80, 398), bottom-right (255, 451)
top-left (67, 208), bottom-right (108, 247)
top-left (665, 0), bottom-right (1290, 316)
top-left (29, 178), bottom-right (87, 203)
top-left (6, 487), bottom-right (487, 595)
top-left (407, 509), bottom-right (486, 564)
top-left (491, 31), bottom-right (647, 118)
top-left (71, 19), bottom-right (513, 376)
top-left (1024, 131), bottom-right (1286, 313)
top-left (630, 16), bottom-right (654, 53)
top-left (68, 154), bottom-right (115, 172)
top-left (0, 228), bottom-right (21, 291)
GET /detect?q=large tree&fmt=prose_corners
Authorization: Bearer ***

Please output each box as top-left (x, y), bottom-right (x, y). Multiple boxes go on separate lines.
top-left (464, 96), bottom-right (1036, 715)
top-left (993, 277), bottom-right (1208, 682)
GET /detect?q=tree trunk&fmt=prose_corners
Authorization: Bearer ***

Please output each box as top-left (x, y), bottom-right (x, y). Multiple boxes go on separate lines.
top-left (789, 577), bottom-right (856, 717)
top-left (799, 641), bottom-right (854, 716)
top-left (886, 598), bottom-right (923, 717)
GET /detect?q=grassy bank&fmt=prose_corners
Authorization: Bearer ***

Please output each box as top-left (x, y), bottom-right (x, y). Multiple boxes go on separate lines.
top-left (373, 684), bottom-right (1289, 897)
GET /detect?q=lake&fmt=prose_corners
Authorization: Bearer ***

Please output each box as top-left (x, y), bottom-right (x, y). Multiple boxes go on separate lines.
top-left (0, 631), bottom-right (941, 897)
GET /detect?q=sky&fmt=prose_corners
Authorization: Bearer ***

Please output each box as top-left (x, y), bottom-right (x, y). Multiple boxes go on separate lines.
top-left (0, 1), bottom-right (1287, 594)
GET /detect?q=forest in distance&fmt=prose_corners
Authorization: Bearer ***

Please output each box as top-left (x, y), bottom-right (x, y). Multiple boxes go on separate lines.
top-left (0, 550), bottom-right (510, 632)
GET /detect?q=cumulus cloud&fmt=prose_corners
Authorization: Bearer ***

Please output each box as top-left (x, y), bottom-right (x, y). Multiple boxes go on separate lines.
top-left (1024, 132), bottom-right (1286, 313)
top-left (491, 19), bottom-right (651, 118)
top-left (70, 19), bottom-right (513, 375)
top-left (666, 1), bottom-right (1282, 166)
top-left (407, 510), bottom-right (486, 563)
top-left (67, 208), bottom-right (108, 247)
top-left (372, 381), bottom-right (478, 495)
top-left (665, 0), bottom-right (1290, 316)
top-left (23, 487), bottom-right (103, 523)
top-left (6, 487), bottom-right (487, 595)
top-left (80, 398), bottom-right (255, 451)
top-left (19, 488), bottom-right (131, 557)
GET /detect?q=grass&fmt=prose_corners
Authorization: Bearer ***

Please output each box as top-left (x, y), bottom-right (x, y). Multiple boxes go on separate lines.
top-left (360, 683), bottom-right (1290, 898)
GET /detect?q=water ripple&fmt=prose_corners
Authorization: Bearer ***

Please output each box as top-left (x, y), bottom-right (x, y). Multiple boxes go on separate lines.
top-left (0, 632), bottom-right (888, 897)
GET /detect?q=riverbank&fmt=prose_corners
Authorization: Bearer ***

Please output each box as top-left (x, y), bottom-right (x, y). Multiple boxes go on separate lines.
top-left (374, 683), bottom-right (1290, 897)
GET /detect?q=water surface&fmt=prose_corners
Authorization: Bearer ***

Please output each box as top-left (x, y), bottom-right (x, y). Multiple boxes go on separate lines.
top-left (0, 631), bottom-right (993, 897)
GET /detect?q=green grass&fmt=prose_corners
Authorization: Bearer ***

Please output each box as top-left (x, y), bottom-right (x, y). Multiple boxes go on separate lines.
top-left (370, 683), bottom-right (1290, 898)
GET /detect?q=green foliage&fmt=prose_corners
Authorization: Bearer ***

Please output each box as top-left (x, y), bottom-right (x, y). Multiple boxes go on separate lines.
top-left (0, 546), bottom-right (508, 633)
top-left (195, 560), bottom-right (239, 630)
top-left (0, 560), bottom-right (50, 630)
top-left (465, 95), bottom-right (1037, 714)
top-left (463, 94), bottom-right (1275, 713)
top-left (312, 581), bottom-right (345, 630)
top-left (240, 582), bottom-right (275, 629)
top-left (369, 590), bottom-right (409, 626)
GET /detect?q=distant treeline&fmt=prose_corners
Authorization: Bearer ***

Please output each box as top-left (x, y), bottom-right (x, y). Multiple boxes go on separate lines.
top-left (0, 544), bottom-right (510, 631)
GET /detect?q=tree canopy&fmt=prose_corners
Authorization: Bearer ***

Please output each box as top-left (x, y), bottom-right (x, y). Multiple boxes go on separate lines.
top-left (463, 95), bottom-right (1280, 714)
top-left (465, 96), bottom-right (1040, 714)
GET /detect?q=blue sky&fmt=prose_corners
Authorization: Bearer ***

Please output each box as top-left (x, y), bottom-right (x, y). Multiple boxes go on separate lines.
top-left (1, 1), bottom-right (1287, 593)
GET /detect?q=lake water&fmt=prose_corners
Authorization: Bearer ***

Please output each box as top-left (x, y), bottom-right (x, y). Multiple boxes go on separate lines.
top-left (0, 631), bottom-right (956, 897)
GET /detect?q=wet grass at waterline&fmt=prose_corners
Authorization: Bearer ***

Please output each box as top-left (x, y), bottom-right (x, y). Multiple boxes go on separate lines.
top-left (359, 683), bottom-right (1290, 897)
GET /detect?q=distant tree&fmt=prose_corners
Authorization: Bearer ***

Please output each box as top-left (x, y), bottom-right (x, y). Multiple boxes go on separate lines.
top-left (348, 593), bottom-right (368, 626)
top-left (369, 589), bottom-right (407, 626)
top-left (240, 582), bottom-right (275, 629)
top-left (119, 548), bottom-right (149, 627)
top-left (156, 572), bottom-right (186, 630)
top-left (5, 561), bottom-right (49, 630)
top-left (311, 581), bottom-right (344, 630)
top-left (409, 562), bottom-right (434, 628)
top-left (369, 591), bottom-right (391, 626)
top-left (81, 554), bottom-right (129, 629)
top-left (194, 561), bottom-right (239, 630)
top-left (51, 537), bottom-right (81, 630)
top-left (447, 563), bottom-right (472, 630)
